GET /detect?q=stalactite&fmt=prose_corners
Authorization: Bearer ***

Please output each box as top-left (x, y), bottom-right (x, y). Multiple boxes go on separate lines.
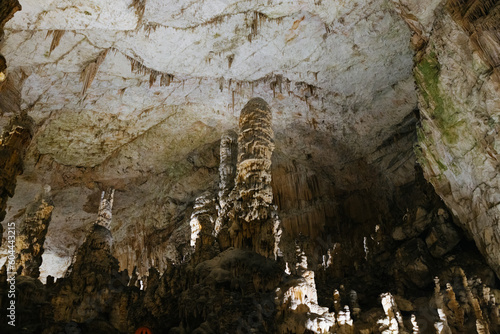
top-left (446, 0), bottom-right (498, 28)
top-left (123, 52), bottom-right (174, 87)
top-left (80, 49), bottom-right (108, 96)
top-left (95, 188), bottom-right (114, 229)
top-left (46, 30), bottom-right (65, 55)
top-left (129, 0), bottom-right (146, 28)
top-left (445, 0), bottom-right (500, 80)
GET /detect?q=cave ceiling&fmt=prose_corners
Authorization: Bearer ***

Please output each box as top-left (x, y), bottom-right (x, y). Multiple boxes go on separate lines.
top-left (0, 0), bottom-right (419, 279)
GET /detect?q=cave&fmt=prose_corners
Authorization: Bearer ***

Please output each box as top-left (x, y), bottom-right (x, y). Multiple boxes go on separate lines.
top-left (0, 0), bottom-right (499, 333)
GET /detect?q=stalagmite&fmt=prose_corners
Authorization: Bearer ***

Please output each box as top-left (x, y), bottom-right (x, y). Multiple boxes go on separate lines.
top-left (51, 186), bottom-right (131, 332)
top-left (379, 292), bottom-right (408, 334)
top-left (217, 130), bottom-right (238, 214)
top-left (214, 130), bottom-right (238, 237)
top-left (459, 268), bottom-right (490, 334)
top-left (95, 188), bottom-right (115, 229)
top-left (189, 192), bottom-right (218, 263)
top-left (15, 186), bottom-right (54, 278)
top-left (445, 282), bottom-right (465, 330)
top-left (235, 97), bottom-right (274, 222)
top-left (349, 290), bottom-right (361, 317)
top-left (278, 243), bottom-right (337, 333)
top-left (410, 314), bottom-right (419, 334)
top-left (226, 97), bottom-right (278, 258)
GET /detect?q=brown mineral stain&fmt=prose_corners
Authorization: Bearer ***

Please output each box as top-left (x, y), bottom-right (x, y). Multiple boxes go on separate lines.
top-left (292, 16), bottom-right (305, 30)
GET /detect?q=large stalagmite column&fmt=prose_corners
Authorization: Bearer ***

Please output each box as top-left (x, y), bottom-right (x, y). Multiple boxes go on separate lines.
top-left (228, 97), bottom-right (277, 257)
top-left (235, 97), bottom-right (274, 222)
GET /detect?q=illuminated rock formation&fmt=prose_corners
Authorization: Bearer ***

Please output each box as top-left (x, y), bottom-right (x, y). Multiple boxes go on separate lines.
top-left (378, 292), bottom-right (408, 334)
top-left (277, 244), bottom-right (338, 334)
top-left (223, 97), bottom-right (279, 258)
top-left (189, 192), bottom-right (218, 263)
top-left (235, 97), bottom-right (274, 222)
top-left (15, 187), bottom-right (53, 278)
top-left (217, 130), bottom-right (238, 214)
top-left (95, 188), bottom-right (115, 229)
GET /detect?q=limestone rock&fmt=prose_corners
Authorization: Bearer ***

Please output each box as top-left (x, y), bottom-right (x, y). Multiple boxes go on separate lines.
top-left (395, 238), bottom-right (434, 288)
top-left (95, 188), bottom-right (114, 229)
top-left (413, 1), bottom-right (500, 278)
top-left (15, 188), bottom-right (53, 278)
top-left (0, 113), bottom-right (33, 222)
top-left (235, 97), bottom-right (274, 222)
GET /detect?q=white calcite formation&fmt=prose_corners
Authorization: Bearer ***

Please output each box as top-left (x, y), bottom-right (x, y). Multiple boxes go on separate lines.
top-left (278, 245), bottom-right (339, 333)
top-left (95, 188), bottom-right (114, 229)
top-left (217, 130), bottom-right (237, 214)
top-left (378, 293), bottom-right (407, 334)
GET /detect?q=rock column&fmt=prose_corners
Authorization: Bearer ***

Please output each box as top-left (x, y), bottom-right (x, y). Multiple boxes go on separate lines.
top-left (227, 97), bottom-right (277, 257)
top-left (235, 97), bottom-right (274, 221)
top-left (218, 130), bottom-right (238, 213)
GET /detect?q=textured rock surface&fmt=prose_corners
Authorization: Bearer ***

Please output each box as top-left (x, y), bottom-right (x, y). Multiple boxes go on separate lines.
top-left (0, 98), bottom-right (499, 334)
top-left (0, 114), bottom-right (33, 222)
top-left (50, 211), bottom-right (132, 332)
top-left (0, 0), bottom-right (419, 279)
top-left (15, 188), bottom-right (53, 278)
top-left (412, 1), bottom-right (500, 278)
top-left (0, 0), bottom-right (499, 333)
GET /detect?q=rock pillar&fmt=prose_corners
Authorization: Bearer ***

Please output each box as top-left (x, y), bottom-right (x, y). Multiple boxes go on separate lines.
top-left (235, 97), bottom-right (274, 221)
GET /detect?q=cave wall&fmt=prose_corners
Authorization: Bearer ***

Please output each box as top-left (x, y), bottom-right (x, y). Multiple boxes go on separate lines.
top-left (408, 0), bottom-right (500, 278)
